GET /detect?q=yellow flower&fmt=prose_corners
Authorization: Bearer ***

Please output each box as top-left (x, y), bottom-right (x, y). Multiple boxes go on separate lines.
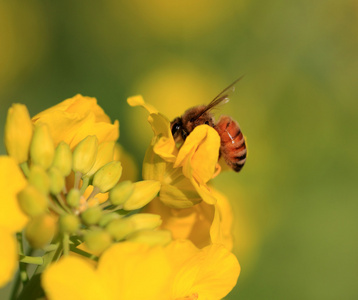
top-left (42, 242), bottom-right (172, 300)
top-left (0, 156), bottom-right (28, 232)
top-left (128, 96), bottom-right (220, 207)
top-left (0, 156), bottom-right (28, 287)
top-left (144, 188), bottom-right (233, 250)
top-left (32, 94), bottom-right (119, 149)
top-left (42, 240), bottom-right (240, 300)
top-left (166, 240), bottom-right (240, 300)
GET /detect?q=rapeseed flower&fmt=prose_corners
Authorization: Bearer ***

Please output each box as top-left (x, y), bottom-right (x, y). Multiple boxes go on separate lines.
top-left (128, 96), bottom-right (234, 249)
top-left (1, 93), bottom-right (242, 299)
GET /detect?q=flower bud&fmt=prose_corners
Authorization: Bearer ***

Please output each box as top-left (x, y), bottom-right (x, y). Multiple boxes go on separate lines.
top-left (59, 214), bottom-right (80, 234)
top-left (30, 124), bottom-right (55, 169)
top-left (81, 206), bottom-right (102, 225)
top-left (28, 165), bottom-right (50, 195)
top-left (72, 136), bottom-right (98, 175)
top-left (25, 214), bottom-right (57, 248)
top-left (66, 188), bottom-right (81, 208)
top-left (18, 185), bottom-right (48, 217)
top-left (93, 161), bottom-right (122, 193)
top-left (126, 230), bottom-right (172, 246)
top-left (48, 167), bottom-right (65, 195)
top-left (123, 180), bottom-right (161, 211)
top-left (109, 181), bottom-right (134, 206)
top-left (98, 212), bottom-right (120, 227)
top-left (4, 104), bottom-right (33, 163)
top-left (84, 230), bottom-right (112, 253)
top-left (52, 142), bottom-right (72, 176)
top-left (106, 218), bottom-right (134, 241)
top-left (129, 214), bottom-right (162, 231)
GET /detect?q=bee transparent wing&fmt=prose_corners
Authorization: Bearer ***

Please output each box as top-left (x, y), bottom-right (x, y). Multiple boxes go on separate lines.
top-left (197, 76), bottom-right (244, 118)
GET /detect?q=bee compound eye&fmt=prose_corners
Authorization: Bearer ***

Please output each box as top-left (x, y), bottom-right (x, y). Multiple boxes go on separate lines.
top-left (171, 123), bottom-right (181, 136)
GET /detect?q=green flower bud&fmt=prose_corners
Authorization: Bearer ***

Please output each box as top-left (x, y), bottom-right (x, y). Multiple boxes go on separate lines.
top-left (98, 212), bottom-right (120, 227)
top-left (126, 229), bottom-right (172, 246)
top-left (18, 185), bottom-right (48, 217)
top-left (84, 230), bottom-right (112, 253)
top-left (59, 214), bottom-right (80, 234)
top-left (92, 161), bottom-right (122, 193)
top-left (72, 136), bottom-right (98, 175)
top-left (123, 180), bottom-right (161, 211)
top-left (48, 167), bottom-right (65, 195)
top-left (30, 124), bottom-right (55, 169)
top-left (25, 214), bottom-right (57, 248)
top-left (66, 188), bottom-right (81, 208)
top-left (52, 142), bottom-right (72, 176)
top-left (81, 206), bottom-right (102, 225)
top-left (28, 165), bottom-right (50, 195)
top-left (106, 218), bottom-right (134, 241)
top-left (129, 214), bottom-right (162, 231)
top-left (109, 181), bottom-right (134, 206)
top-left (4, 103), bottom-right (33, 164)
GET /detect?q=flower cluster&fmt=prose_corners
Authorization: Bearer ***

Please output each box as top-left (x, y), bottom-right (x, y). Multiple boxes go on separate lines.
top-left (1, 94), bottom-right (241, 299)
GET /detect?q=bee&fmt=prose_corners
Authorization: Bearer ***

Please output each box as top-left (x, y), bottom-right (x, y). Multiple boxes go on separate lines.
top-left (170, 77), bottom-right (247, 172)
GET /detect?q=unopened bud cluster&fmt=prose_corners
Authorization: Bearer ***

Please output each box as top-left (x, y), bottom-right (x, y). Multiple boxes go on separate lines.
top-left (5, 104), bottom-right (169, 253)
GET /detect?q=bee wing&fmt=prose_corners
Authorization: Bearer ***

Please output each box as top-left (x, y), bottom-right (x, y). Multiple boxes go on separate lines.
top-left (197, 76), bottom-right (244, 118)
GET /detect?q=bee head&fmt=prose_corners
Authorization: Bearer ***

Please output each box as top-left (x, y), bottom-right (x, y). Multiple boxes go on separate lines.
top-left (170, 117), bottom-right (185, 142)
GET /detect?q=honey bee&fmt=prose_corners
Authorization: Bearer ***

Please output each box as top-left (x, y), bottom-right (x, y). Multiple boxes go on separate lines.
top-left (170, 77), bottom-right (247, 172)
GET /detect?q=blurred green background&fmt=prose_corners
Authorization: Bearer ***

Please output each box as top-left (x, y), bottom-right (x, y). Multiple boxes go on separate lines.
top-left (1, 0), bottom-right (357, 299)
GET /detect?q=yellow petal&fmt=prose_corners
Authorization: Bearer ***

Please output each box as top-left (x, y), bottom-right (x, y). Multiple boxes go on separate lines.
top-left (142, 143), bottom-right (168, 182)
top-left (175, 125), bottom-right (220, 184)
top-left (210, 189), bottom-right (234, 250)
top-left (4, 104), bottom-right (33, 164)
top-left (123, 180), bottom-right (161, 210)
top-left (0, 229), bottom-right (17, 287)
top-left (0, 156), bottom-right (28, 232)
top-left (127, 95), bottom-right (158, 114)
top-left (32, 94), bottom-right (119, 149)
top-left (144, 199), bottom-right (214, 249)
top-left (86, 141), bottom-right (116, 177)
top-left (98, 242), bottom-right (171, 300)
top-left (42, 256), bottom-right (108, 300)
top-left (171, 243), bottom-right (240, 300)
top-left (160, 182), bottom-right (201, 209)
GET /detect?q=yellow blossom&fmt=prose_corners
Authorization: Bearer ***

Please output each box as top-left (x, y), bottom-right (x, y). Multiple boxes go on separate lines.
top-left (0, 156), bottom-right (28, 287)
top-left (166, 240), bottom-right (240, 300)
top-left (144, 187), bottom-right (233, 250)
top-left (0, 156), bottom-right (28, 232)
top-left (128, 96), bottom-right (220, 208)
top-left (0, 229), bottom-right (17, 287)
top-left (32, 94), bottom-right (119, 149)
top-left (42, 242), bottom-right (172, 300)
top-left (42, 240), bottom-right (240, 300)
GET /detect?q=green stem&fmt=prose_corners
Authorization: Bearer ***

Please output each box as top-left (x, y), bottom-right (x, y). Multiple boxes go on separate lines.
top-left (63, 233), bottom-right (70, 256)
top-left (80, 176), bottom-right (90, 195)
top-left (48, 198), bottom-right (66, 215)
top-left (16, 233), bottom-right (29, 285)
top-left (56, 194), bottom-right (72, 213)
top-left (86, 186), bottom-right (100, 201)
top-left (69, 244), bottom-right (98, 261)
top-left (17, 238), bottom-right (61, 300)
top-left (74, 171), bottom-right (82, 189)
top-left (19, 255), bottom-right (44, 265)
top-left (10, 271), bottom-right (21, 300)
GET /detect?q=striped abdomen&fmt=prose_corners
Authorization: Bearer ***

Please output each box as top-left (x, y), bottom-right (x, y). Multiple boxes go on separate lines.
top-left (215, 116), bottom-right (247, 172)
